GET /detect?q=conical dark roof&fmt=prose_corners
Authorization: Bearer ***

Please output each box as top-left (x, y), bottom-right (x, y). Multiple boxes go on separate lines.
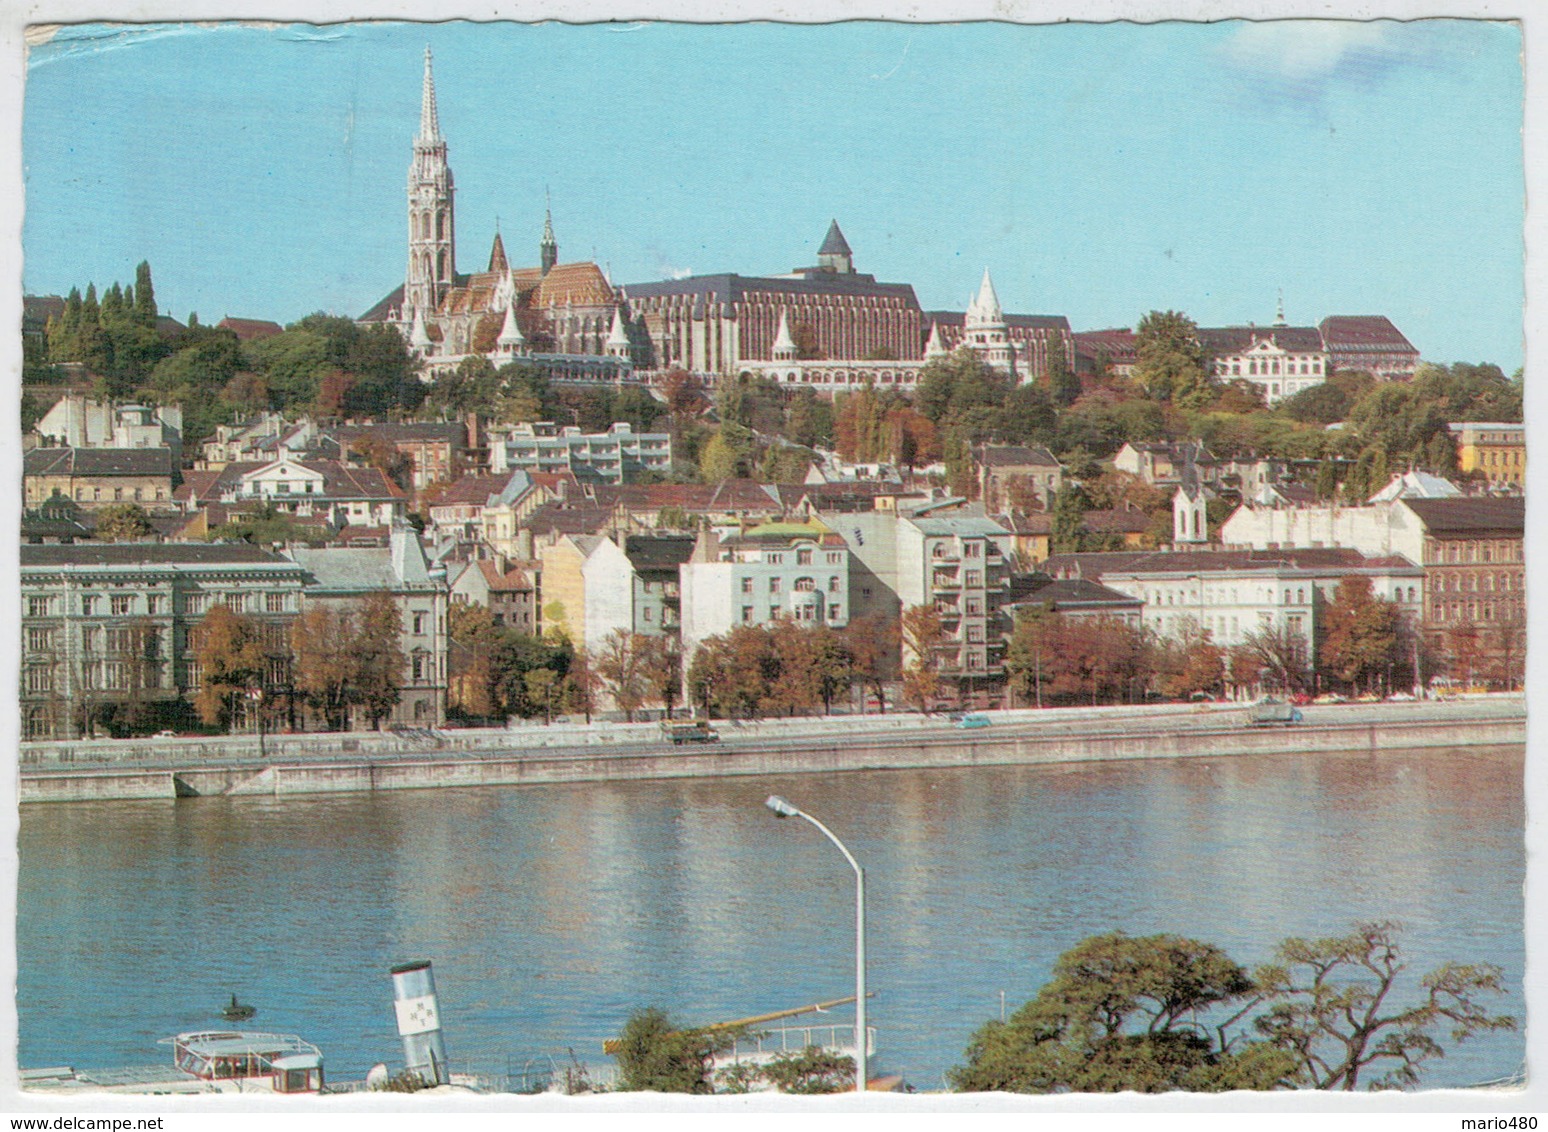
top-left (488, 231), bottom-right (508, 273)
top-left (818, 220), bottom-right (852, 257)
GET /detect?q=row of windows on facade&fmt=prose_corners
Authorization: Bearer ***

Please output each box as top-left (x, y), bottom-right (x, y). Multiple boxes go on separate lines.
top-left (1141, 584), bottom-right (1420, 607)
top-left (933, 570), bottom-right (990, 589)
top-left (62, 486), bottom-right (170, 502)
top-left (1430, 597), bottom-right (1525, 624)
top-left (1432, 571), bottom-right (1522, 594)
top-left (1425, 540), bottom-right (1523, 564)
top-left (1476, 450), bottom-right (1524, 467)
top-left (935, 598), bottom-right (988, 616)
top-left (25, 593), bottom-right (441, 636)
top-left (740, 575), bottom-right (843, 595)
top-left (740, 603), bottom-right (844, 624)
top-left (27, 591), bottom-right (296, 618)
top-left (1219, 358), bottom-right (1324, 376)
top-left (1157, 612), bottom-right (1307, 641)
top-left (931, 541), bottom-right (991, 559)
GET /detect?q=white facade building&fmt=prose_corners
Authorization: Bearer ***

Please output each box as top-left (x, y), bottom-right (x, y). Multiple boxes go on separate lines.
top-left (487, 421), bottom-right (672, 483)
top-left (679, 525), bottom-right (851, 663)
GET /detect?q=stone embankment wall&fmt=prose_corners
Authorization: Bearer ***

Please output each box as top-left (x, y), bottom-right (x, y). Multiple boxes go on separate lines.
top-left (17, 698), bottom-right (1525, 805)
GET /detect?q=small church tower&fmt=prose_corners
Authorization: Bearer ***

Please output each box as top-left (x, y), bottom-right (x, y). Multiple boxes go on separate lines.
top-left (1173, 463), bottom-right (1209, 545)
top-left (540, 204), bottom-right (558, 276)
top-left (406, 47), bottom-right (456, 316)
top-left (816, 220), bottom-right (854, 275)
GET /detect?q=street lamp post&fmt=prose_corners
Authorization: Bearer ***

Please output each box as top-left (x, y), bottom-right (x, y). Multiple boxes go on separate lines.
top-left (764, 794), bottom-right (867, 1094)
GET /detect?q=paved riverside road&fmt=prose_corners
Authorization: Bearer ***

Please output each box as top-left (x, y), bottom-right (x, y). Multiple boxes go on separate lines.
top-left (18, 694), bottom-right (1525, 775)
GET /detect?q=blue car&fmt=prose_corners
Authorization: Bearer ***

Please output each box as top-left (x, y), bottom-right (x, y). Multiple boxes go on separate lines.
top-left (955, 713), bottom-right (992, 730)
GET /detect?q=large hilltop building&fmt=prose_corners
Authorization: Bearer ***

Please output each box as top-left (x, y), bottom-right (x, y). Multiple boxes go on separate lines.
top-left (360, 49), bottom-right (633, 384)
top-left (623, 235), bottom-right (1072, 390)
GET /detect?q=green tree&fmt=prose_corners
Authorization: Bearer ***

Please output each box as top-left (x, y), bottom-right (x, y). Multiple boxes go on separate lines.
top-left (94, 503), bottom-right (155, 543)
top-left (899, 603), bottom-right (946, 711)
top-left (1252, 922), bottom-right (1514, 1090)
top-left (612, 1008), bottom-right (727, 1094)
top-left (950, 931), bottom-right (1297, 1093)
top-left (1045, 344), bottom-right (1081, 407)
top-left (697, 428), bottom-right (743, 482)
top-left (760, 1047), bottom-right (855, 1094)
top-left (1133, 310), bottom-right (1213, 407)
top-left (133, 260), bottom-right (158, 327)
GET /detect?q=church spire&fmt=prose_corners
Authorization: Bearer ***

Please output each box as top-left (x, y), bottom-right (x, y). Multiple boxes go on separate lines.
top-left (488, 230), bottom-right (508, 274)
top-left (540, 193), bottom-right (558, 276)
top-left (966, 268), bottom-right (1004, 327)
top-left (418, 46), bottom-right (441, 143)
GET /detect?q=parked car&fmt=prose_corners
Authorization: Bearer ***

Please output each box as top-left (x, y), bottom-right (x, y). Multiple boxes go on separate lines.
top-left (661, 719), bottom-right (719, 745)
top-left (955, 713), bottom-right (992, 730)
top-left (1247, 700), bottom-right (1303, 726)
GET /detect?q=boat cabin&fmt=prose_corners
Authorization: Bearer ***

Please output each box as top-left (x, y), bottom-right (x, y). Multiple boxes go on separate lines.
top-left (165, 1031), bottom-right (325, 1094)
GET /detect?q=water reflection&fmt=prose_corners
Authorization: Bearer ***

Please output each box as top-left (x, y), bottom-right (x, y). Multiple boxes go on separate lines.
top-left (17, 746), bottom-right (1524, 1091)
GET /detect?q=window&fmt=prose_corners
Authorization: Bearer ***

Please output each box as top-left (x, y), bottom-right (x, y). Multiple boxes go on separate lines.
top-left (412, 654), bottom-right (426, 681)
top-left (266, 592), bottom-right (288, 614)
top-left (828, 576), bottom-right (841, 593)
top-left (963, 542), bottom-right (981, 558)
top-left (27, 595), bottom-right (54, 618)
top-left (966, 599), bottom-right (983, 616)
top-left (795, 577), bottom-right (816, 592)
top-left (741, 606), bottom-right (754, 623)
top-left (25, 665), bottom-right (53, 694)
top-left (797, 548), bottom-right (813, 565)
top-left (26, 627), bottom-right (55, 653)
top-left (741, 578), bottom-right (754, 594)
top-left (827, 552), bottom-right (842, 565)
top-left (967, 625), bottom-right (984, 643)
top-left (769, 606), bottom-right (781, 620)
top-left (413, 611), bottom-right (426, 634)
top-left (769, 577), bottom-right (782, 594)
top-left (186, 593), bottom-right (209, 615)
top-left (146, 594), bottom-right (166, 615)
top-left (966, 570), bottom-right (982, 588)
top-left (110, 595), bottom-right (134, 616)
top-left (829, 604), bottom-right (841, 620)
top-left (643, 607), bottom-right (653, 622)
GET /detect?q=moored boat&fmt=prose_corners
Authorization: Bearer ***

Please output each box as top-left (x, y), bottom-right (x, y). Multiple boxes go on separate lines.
top-left (22, 1030), bottom-right (324, 1095)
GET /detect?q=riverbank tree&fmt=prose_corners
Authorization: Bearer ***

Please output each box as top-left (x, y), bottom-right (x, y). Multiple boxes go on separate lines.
top-left (951, 923), bottom-right (1512, 1093)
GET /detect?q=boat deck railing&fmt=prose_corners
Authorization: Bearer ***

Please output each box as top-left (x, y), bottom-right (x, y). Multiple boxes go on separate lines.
top-left (720, 1024), bottom-right (877, 1062)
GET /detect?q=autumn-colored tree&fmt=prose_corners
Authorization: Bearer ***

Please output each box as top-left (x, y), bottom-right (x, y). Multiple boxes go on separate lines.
top-left (637, 634), bottom-right (684, 718)
top-left (1152, 618), bottom-right (1224, 701)
top-left (1006, 610), bottom-right (1147, 706)
top-left (660, 367), bottom-right (708, 419)
top-left (596, 629), bottom-right (649, 721)
top-left (291, 605), bottom-right (357, 731)
top-left (193, 604), bottom-right (266, 731)
top-left (447, 603), bottom-right (500, 718)
top-left (355, 592), bottom-right (405, 729)
top-left (349, 435), bottom-right (415, 493)
top-left (844, 614), bottom-right (897, 713)
top-left (1237, 624), bottom-right (1312, 697)
top-left (687, 626), bottom-right (773, 720)
top-left (1445, 621), bottom-right (1484, 691)
top-left (1320, 577), bottom-right (1401, 694)
top-left (900, 604), bottom-right (947, 712)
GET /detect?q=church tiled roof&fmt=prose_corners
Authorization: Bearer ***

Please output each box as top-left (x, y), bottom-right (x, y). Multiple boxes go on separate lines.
top-left (534, 262), bottom-right (615, 308)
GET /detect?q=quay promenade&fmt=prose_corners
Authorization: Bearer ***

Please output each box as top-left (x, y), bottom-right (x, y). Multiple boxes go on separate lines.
top-left (17, 696), bottom-right (1524, 805)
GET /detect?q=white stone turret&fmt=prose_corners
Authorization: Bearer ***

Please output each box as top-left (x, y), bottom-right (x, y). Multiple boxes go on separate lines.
top-left (497, 302), bottom-right (528, 355)
top-left (606, 307), bottom-right (631, 359)
top-left (924, 320), bottom-right (947, 358)
top-left (965, 268), bottom-right (1005, 328)
top-left (962, 268), bottom-right (1014, 375)
top-left (409, 305), bottom-right (432, 352)
top-left (772, 308), bottom-right (798, 361)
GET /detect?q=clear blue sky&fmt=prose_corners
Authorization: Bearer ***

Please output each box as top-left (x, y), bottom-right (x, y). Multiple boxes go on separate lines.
top-left (21, 19), bottom-right (1525, 369)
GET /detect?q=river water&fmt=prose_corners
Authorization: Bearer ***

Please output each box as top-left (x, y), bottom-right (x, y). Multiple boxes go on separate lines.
top-left (16, 746), bottom-right (1526, 1092)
